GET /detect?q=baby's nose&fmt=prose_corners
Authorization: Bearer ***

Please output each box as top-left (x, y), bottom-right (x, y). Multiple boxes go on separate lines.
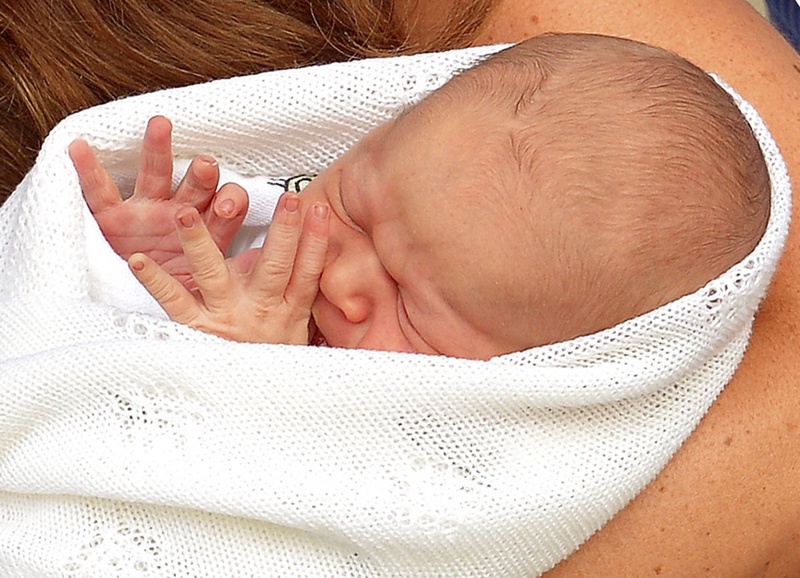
top-left (318, 260), bottom-right (374, 325)
top-left (318, 239), bottom-right (398, 326)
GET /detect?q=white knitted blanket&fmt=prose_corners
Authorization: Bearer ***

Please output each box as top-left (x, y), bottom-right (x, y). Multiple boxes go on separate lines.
top-left (0, 46), bottom-right (791, 578)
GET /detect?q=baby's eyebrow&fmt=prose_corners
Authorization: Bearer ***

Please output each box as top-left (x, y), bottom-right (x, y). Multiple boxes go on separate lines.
top-left (388, 97), bottom-right (436, 135)
top-left (392, 102), bottom-right (416, 123)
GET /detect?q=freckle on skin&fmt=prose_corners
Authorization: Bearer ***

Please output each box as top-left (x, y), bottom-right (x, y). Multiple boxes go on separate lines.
top-left (724, 435), bottom-right (734, 446)
top-left (653, 566), bottom-right (662, 575)
top-left (530, 14), bottom-right (539, 24)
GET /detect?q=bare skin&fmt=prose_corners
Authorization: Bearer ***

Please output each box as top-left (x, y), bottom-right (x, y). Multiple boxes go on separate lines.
top-left (438, 0), bottom-right (800, 575)
top-left (71, 116), bottom-right (331, 345)
top-left (128, 193), bottom-right (330, 345)
top-left (69, 116), bottom-right (253, 289)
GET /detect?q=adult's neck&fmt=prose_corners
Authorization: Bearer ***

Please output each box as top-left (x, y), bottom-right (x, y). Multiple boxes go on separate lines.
top-left (391, 0), bottom-right (456, 45)
top-left (472, 0), bottom-right (547, 44)
top-left (392, 0), bottom-right (535, 48)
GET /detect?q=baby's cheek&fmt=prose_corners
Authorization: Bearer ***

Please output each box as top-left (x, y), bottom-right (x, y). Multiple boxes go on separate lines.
top-left (353, 308), bottom-right (417, 354)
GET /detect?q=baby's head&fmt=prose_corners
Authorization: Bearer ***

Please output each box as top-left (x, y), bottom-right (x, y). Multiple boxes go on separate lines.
top-left (300, 33), bottom-right (770, 359)
top-left (434, 33), bottom-right (772, 347)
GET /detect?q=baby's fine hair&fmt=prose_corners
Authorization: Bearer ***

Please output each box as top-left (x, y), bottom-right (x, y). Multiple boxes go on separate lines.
top-left (447, 33), bottom-right (771, 342)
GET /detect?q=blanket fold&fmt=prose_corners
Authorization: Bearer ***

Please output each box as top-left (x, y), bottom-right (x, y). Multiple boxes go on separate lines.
top-left (0, 46), bottom-right (791, 577)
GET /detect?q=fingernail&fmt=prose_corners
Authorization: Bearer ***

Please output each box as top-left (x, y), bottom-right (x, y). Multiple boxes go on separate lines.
top-left (177, 210), bottom-right (195, 228)
top-left (129, 256), bottom-right (145, 271)
top-left (313, 203), bottom-right (329, 219)
top-left (218, 199), bottom-right (235, 217)
top-left (197, 154), bottom-right (218, 167)
top-left (284, 195), bottom-right (300, 213)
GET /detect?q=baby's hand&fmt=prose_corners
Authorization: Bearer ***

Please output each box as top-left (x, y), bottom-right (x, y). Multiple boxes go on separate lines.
top-left (69, 116), bottom-right (247, 288)
top-left (129, 193), bottom-right (330, 345)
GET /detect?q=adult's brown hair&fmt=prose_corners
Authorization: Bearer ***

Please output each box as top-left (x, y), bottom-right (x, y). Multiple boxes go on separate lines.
top-left (0, 0), bottom-right (496, 204)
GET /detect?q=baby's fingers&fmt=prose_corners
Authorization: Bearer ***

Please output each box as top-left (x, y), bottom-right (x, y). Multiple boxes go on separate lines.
top-left (129, 253), bottom-right (200, 325)
top-left (249, 193), bottom-right (303, 298)
top-left (206, 183), bottom-right (249, 254)
top-left (69, 139), bottom-right (122, 213)
top-left (133, 116), bottom-right (174, 200)
top-left (173, 154), bottom-right (220, 210)
top-left (284, 203), bottom-right (330, 309)
top-left (174, 208), bottom-right (233, 305)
